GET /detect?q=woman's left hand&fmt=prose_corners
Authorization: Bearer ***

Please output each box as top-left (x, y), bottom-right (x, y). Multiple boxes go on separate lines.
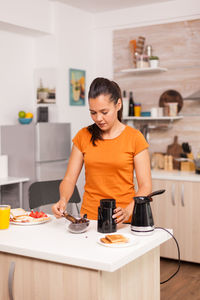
top-left (112, 207), bottom-right (130, 224)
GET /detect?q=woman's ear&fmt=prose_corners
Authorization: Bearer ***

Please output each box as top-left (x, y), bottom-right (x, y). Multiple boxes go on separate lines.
top-left (117, 98), bottom-right (122, 110)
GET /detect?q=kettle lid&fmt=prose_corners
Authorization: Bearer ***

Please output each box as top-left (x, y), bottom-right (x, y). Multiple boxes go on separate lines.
top-left (134, 196), bottom-right (151, 204)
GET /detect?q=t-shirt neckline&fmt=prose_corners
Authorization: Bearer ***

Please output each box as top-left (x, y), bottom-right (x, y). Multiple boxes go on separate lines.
top-left (102, 125), bottom-right (127, 141)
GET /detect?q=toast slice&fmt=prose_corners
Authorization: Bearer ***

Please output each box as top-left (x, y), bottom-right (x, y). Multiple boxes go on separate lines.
top-left (12, 215), bottom-right (34, 222)
top-left (100, 237), bottom-right (112, 244)
top-left (11, 215), bottom-right (50, 223)
top-left (10, 208), bottom-right (27, 218)
top-left (100, 234), bottom-right (129, 244)
top-left (105, 234), bottom-right (129, 244)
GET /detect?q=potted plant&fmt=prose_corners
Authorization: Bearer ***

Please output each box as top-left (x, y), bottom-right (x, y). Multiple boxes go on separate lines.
top-left (149, 56), bottom-right (159, 68)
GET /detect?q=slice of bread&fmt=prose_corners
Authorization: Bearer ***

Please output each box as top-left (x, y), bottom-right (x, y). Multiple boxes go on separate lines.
top-left (11, 215), bottom-right (50, 223)
top-left (12, 215), bottom-right (34, 222)
top-left (100, 237), bottom-right (112, 244)
top-left (100, 234), bottom-right (129, 244)
top-left (10, 208), bottom-right (27, 218)
top-left (105, 234), bottom-right (129, 244)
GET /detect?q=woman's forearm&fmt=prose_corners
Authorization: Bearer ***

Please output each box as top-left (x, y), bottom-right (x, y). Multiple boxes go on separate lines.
top-left (59, 177), bottom-right (76, 204)
top-left (135, 183), bottom-right (152, 197)
top-left (59, 144), bottom-right (84, 204)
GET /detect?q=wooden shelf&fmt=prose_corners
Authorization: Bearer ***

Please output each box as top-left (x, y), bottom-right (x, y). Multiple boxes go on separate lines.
top-left (123, 116), bottom-right (183, 121)
top-left (120, 67), bottom-right (167, 74)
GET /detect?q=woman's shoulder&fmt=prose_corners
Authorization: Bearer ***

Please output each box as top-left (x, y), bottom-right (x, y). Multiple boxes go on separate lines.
top-left (72, 127), bottom-right (92, 152)
top-left (123, 125), bottom-right (148, 153)
top-left (124, 125), bottom-right (143, 137)
top-left (73, 126), bottom-right (92, 142)
top-left (76, 127), bottom-right (91, 137)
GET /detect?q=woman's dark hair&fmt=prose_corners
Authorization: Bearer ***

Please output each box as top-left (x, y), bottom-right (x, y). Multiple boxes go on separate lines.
top-left (87, 77), bottom-right (123, 146)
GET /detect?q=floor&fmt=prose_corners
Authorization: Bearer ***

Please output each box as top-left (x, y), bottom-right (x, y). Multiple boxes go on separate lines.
top-left (160, 258), bottom-right (200, 300)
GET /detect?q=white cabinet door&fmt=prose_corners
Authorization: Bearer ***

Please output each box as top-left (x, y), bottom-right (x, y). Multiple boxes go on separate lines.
top-left (152, 179), bottom-right (200, 263)
top-left (178, 181), bottom-right (200, 263)
top-left (151, 179), bottom-right (178, 259)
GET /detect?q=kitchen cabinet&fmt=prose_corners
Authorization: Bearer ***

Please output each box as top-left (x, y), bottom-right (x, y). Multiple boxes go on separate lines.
top-left (0, 219), bottom-right (171, 300)
top-left (151, 178), bottom-right (200, 263)
top-left (0, 250), bottom-right (160, 300)
top-left (0, 252), bottom-right (100, 300)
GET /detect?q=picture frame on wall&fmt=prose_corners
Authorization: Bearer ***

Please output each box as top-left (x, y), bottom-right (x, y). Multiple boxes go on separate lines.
top-left (35, 68), bottom-right (56, 104)
top-left (69, 68), bottom-right (86, 106)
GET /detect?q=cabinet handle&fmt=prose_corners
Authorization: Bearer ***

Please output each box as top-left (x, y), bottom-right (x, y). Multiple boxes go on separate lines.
top-left (181, 183), bottom-right (185, 207)
top-left (8, 261), bottom-right (15, 300)
top-left (171, 183), bottom-right (175, 206)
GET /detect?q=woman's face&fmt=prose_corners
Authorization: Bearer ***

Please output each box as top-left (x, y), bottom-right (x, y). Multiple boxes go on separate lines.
top-left (89, 94), bottom-right (121, 131)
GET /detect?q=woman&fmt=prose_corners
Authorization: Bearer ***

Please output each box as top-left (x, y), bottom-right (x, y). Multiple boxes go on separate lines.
top-left (52, 77), bottom-right (152, 224)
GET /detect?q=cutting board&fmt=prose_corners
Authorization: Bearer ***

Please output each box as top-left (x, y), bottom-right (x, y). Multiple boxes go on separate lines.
top-left (167, 136), bottom-right (182, 169)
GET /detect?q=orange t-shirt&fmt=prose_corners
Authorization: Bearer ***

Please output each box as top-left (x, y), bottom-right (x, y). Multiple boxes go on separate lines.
top-left (72, 125), bottom-right (148, 220)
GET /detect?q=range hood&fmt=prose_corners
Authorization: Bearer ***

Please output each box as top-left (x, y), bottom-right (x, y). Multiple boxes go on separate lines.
top-left (183, 90), bottom-right (200, 101)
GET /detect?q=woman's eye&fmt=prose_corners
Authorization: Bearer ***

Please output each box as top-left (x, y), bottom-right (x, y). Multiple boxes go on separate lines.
top-left (90, 111), bottom-right (96, 115)
top-left (102, 111), bottom-right (108, 115)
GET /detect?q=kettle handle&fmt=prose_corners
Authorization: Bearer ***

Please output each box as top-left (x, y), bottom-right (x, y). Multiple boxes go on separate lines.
top-left (147, 189), bottom-right (165, 198)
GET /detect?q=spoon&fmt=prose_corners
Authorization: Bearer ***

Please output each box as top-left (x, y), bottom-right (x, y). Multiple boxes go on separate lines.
top-left (62, 212), bottom-right (78, 223)
top-left (62, 212), bottom-right (90, 234)
top-left (62, 212), bottom-right (89, 224)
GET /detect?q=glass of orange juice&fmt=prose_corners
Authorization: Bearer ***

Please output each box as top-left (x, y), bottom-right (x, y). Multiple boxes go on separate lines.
top-left (0, 205), bottom-right (11, 229)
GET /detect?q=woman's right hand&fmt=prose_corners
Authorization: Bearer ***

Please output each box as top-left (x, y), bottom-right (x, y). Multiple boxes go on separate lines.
top-left (52, 198), bottom-right (67, 218)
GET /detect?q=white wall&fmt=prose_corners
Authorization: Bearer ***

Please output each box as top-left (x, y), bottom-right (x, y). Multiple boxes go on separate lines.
top-left (34, 2), bottom-right (94, 137)
top-left (0, 0), bottom-right (52, 127)
top-left (0, 2), bottom-right (94, 135)
top-left (0, 0), bottom-right (51, 34)
top-left (93, 0), bottom-right (200, 79)
top-left (0, 30), bottom-right (35, 125)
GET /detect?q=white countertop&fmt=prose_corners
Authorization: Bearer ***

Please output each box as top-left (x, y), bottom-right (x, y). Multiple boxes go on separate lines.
top-left (151, 169), bottom-right (200, 182)
top-left (0, 217), bottom-right (171, 272)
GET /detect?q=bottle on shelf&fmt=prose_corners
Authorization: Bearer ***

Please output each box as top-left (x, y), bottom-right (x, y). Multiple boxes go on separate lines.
top-left (122, 90), bottom-right (129, 118)
top-left (128, 91), bottom-right (135, 116)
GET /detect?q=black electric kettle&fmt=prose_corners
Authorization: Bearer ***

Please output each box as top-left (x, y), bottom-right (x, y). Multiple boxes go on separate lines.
top-left (131, 189), bottom-right (165, 235)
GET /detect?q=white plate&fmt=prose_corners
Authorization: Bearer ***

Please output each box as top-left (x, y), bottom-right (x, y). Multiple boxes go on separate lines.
top-left (97, 233), bottom-right (139, 248)
top-left (10, 215), bottom-right (51, 226)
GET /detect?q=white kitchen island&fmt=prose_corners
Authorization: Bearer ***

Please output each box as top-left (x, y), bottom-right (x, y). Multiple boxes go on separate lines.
top-left (0, 217), bottom-right (171, 300)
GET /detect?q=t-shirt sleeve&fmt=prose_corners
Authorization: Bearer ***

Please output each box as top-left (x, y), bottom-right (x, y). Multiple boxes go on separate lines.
top-left (134, 130), bottom-right (149, 156)
top-left (72, 129), bottom-right (84, 152)
top-left (72, 128), bottom-right (90, 153)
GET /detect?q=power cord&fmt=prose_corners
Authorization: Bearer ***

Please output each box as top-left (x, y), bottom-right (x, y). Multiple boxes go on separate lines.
top-left (155, 227), bottom-right (181, 284)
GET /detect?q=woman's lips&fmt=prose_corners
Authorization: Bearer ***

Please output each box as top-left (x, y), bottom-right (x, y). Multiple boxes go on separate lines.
top-left (98, 123), bottom-right (106, 127)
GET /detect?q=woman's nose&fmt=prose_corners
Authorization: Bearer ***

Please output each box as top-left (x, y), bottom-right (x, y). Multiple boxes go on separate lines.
top-left (95, 113), bottom-right (103, 121)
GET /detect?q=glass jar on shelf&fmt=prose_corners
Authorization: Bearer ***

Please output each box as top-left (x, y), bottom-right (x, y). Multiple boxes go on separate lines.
top-left (136, 54), bottom-right (150, 69)
top-left (134, 103), bottom-right (141, 116)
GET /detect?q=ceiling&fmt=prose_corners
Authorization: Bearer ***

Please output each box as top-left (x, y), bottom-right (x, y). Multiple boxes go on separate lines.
top-left (50, 0), bottom-right (172, 13)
